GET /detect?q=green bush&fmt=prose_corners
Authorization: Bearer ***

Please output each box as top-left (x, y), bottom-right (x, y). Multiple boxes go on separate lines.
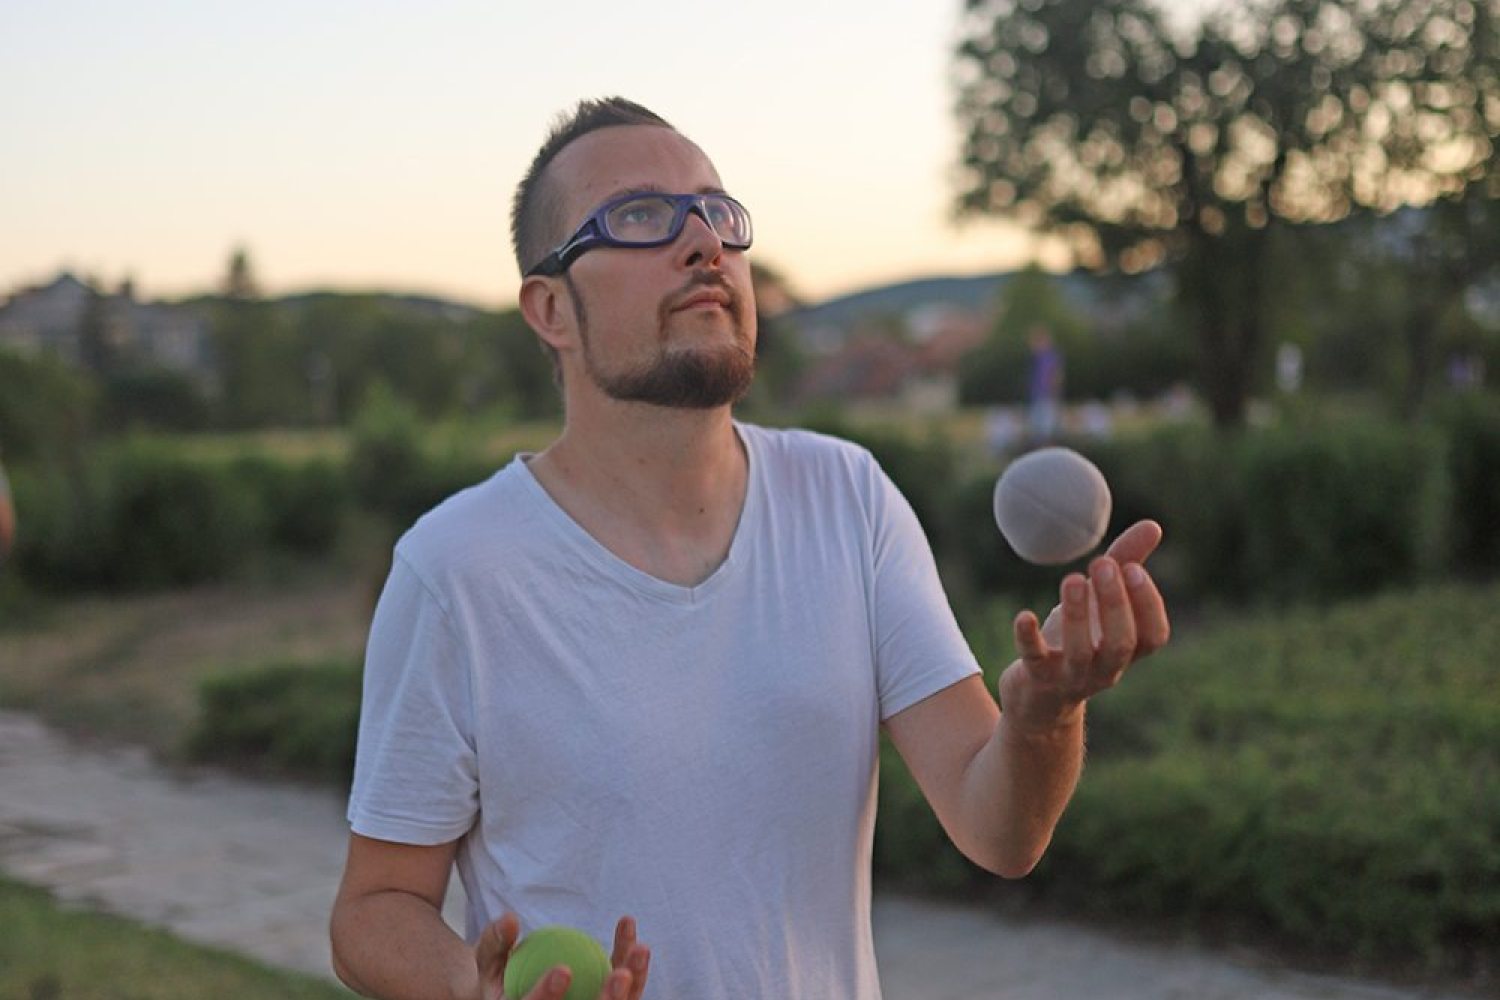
top-left (187, 660), bottom-right (362, 783)
top-left (1237, 421), bottom-right (1445, 604)
top-left (106, 444), bottom-right (265, 588)
top-left (230, 455), bottom-right (349, 554)
top-left (1087, 424), bottom-right (1250, 602)
top-left (346, 384), bottom-right (494, 529)
top-left (0, 347), bottom-right (94, 463)
top-left (11, 414), bottom-right (498, 595)
top-left (348, 384), bottom-right (429, 521)
top-left (1435, 394), bottom-right (1500, 578)
top-left (8, 461), bottom-right (116, 591)
top-left (100, 369), bottom-right (214, 432)
top-left (1009, 582), bottom-right (1495, 967)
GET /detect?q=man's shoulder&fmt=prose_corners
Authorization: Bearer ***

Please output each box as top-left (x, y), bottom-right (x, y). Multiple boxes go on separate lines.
top-left (738, 421), bottom-right (876, 471)
top-left (393, 460), bottom-right (538, 575)
top-left (738, 421), bottom-right (886, 510)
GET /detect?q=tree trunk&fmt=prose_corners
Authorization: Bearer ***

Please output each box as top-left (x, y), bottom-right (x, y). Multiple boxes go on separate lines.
top-left (1178, 224), bottom-right (1271, 429)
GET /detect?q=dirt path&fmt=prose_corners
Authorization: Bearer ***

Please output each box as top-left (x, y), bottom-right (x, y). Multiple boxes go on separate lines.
top-left (0, 710), bottom-right (1472, 999)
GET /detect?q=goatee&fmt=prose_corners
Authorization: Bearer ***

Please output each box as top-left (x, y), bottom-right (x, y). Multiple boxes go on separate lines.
top-left (568, 271), bottom-right (757, 409)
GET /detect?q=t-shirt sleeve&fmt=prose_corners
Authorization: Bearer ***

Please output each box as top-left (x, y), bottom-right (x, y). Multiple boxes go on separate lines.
top-left (347, 551), bottom-right (479, 844)
top-left (866, 460), bottom-right (983, 720)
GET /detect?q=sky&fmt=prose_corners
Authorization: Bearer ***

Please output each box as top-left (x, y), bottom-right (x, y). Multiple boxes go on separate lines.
top-left (0, 0), bottom-right (1088, 311)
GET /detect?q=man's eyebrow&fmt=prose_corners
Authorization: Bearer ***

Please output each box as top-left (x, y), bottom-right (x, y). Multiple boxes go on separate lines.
top-left (599, 183), bottom-right (729, 202)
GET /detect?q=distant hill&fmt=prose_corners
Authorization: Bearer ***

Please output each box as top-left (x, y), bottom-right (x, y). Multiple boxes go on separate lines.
top-left (783, 273), bottom-right (1011, 333)
top-left (782, 268), bottom-right (1169, 350)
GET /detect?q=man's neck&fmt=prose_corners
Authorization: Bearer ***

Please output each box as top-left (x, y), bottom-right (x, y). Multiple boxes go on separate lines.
top-left (526, 401), bottom-right (748, 586)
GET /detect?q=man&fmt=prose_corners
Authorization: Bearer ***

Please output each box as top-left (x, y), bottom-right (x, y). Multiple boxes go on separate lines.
top-left (330, 97), bottom-right (1170, 1000)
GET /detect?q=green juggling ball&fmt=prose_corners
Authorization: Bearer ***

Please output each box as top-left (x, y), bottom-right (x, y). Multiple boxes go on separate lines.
top-left (503, 925), bottom-right (612, 1000)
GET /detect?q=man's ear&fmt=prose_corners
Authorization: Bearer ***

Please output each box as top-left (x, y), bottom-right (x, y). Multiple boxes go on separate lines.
top-left (518, 275), bottom-right (577, 355)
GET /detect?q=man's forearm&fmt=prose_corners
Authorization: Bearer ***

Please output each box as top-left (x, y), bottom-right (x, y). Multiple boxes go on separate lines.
top-left (956, 707), bottom-right (1085, 878)
top-left (331, 889), bottom-right (478, 1000)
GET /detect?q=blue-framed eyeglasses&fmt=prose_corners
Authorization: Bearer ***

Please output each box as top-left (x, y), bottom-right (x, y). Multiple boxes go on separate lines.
top-left (526, 191), bottom-right (753, 277)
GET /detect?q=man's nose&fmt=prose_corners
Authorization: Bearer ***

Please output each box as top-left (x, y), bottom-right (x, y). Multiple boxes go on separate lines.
top-left (676, 205), bottom-right (725, 268)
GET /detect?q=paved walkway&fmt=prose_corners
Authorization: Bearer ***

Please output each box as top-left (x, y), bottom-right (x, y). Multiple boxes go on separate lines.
top-left (0, 710), bottom-right (1472, 999)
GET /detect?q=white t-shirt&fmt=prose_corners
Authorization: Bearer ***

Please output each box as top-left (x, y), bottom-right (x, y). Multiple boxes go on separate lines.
top-left (348, 423), bottom-right (981, 999)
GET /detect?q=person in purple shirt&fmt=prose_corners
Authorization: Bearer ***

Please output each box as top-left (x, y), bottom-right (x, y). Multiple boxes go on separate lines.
top-left (1027, 324), bottom-right (1064, 444)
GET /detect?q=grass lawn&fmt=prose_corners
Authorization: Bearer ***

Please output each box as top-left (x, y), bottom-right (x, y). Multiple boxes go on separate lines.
top-left (0, 877), bottom-right (350, 999)
top-left (0, 569), bottom-right (373, 758)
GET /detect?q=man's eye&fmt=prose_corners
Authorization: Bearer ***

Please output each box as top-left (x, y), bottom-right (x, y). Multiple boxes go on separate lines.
top-left (610, 199), bottom-right (670, 232)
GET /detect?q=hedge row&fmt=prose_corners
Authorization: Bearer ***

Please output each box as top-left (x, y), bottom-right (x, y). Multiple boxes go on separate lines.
top-left (9, 445), bottom-right (348, 592)
top-left (7, 414), bottom-right (495, 593)
top-left (188, 660), bottom-right (362, 784)
top-left (833, 393), bottom-right (1500, 612)
top-left (10, 394), bottom-right (1500, 605)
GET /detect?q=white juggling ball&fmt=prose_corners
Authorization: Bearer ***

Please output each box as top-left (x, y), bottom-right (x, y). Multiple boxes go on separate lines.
top-left (992, 446), bottom-right (1112, 565)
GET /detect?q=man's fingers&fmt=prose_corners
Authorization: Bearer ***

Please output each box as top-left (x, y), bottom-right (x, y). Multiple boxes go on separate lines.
top-left (610, 916), bottom-right (636, 969)
top-left (1060, 575), bottom-right (1095, 682)
top-left (1124, 562), bottom-right (1171, 654)
top-left (1105, 519), bottom-right (1163, 568)
top-left (599, 968), bottom-right (634, 1000)
top-left (607, 916), bottom-right (649, 1000)
top-left (477, 912), bottom-right (521, 981)
top-left (1013, 608), bottom-right (1048, 662)
top-left (1090, 557), bottom-right (1137, 682)
top-left (623, 946), bottom-right (650, 1000)
top-left (522, 966), bottom-right (571, 999)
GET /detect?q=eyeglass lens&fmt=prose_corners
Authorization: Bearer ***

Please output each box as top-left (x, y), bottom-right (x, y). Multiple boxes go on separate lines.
top-left (603, 195), bottom-right (750, 246)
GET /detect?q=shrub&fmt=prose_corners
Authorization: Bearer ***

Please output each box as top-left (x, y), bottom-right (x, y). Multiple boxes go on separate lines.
top-left (1009, 582), bottom-right (1498, 967)
top-left (347, 384), bottom-right (437, 525)
top-left (1237, 421), bottom-right (1445, 604)
top-left (230, 455), bottom-right (349, 555)
top-left (8, 461), bottom-right (116, 591)
top-left (1434, 394), bottom-right (1500, 578)
top-left (0, 347), bottom-right (94, 463)
top-left (10, 445), bottom-right (263, 591)
top-left (187, 660), bottom-right (362, 783)
top-left (1087, 424), bottom-right (1250, 602)
top-left (100, 370), bottom-right (214, 432)
top-left (339, 380), bottom-right (502, 533)
top-left (105, 443), bottom-right (264, 588)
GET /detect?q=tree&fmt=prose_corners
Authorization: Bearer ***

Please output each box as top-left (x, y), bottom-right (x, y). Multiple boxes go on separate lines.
top-left (954, 0), bottom-right (1500, 425)
top-left (1376, 191), bottom-right (1500, 414)
top-left (0, 347), bottom-right (95, 462)
top-left (223, 246), bottom-right (260, 301)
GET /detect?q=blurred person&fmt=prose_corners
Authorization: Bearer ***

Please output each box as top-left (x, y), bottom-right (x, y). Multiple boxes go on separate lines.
top-left (0, 449), bottom-right (14, 570)
top-left (1026, 324), bottom-right (1063, 444)
top-left (330, 97), bottom-right (1171, 1000)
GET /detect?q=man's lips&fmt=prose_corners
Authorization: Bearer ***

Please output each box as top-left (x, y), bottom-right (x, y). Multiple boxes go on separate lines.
top-left (671, 290), bottom-right (732, 312)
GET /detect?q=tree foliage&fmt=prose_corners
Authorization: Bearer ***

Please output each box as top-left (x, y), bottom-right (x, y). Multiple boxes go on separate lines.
top-left (207, 295), bottom-right (561, 430)
top-left (954, 0), bottom-right (1500, 424)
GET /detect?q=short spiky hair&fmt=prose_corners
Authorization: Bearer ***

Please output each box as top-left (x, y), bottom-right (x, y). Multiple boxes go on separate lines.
top-left (510, 97), bottom-right (676, 277)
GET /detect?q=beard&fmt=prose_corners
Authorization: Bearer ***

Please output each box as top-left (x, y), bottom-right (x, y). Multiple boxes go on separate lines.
top-left (566, 271), bottom-right (757, 409)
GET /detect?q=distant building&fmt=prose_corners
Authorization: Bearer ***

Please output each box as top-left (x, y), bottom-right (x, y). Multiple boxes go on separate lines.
top-left (794, 304), bottom-right (985, 412)
top-left (0, 272), bottom-right (94, 362)
top-left (0, 272), bottom-right (214, 381)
